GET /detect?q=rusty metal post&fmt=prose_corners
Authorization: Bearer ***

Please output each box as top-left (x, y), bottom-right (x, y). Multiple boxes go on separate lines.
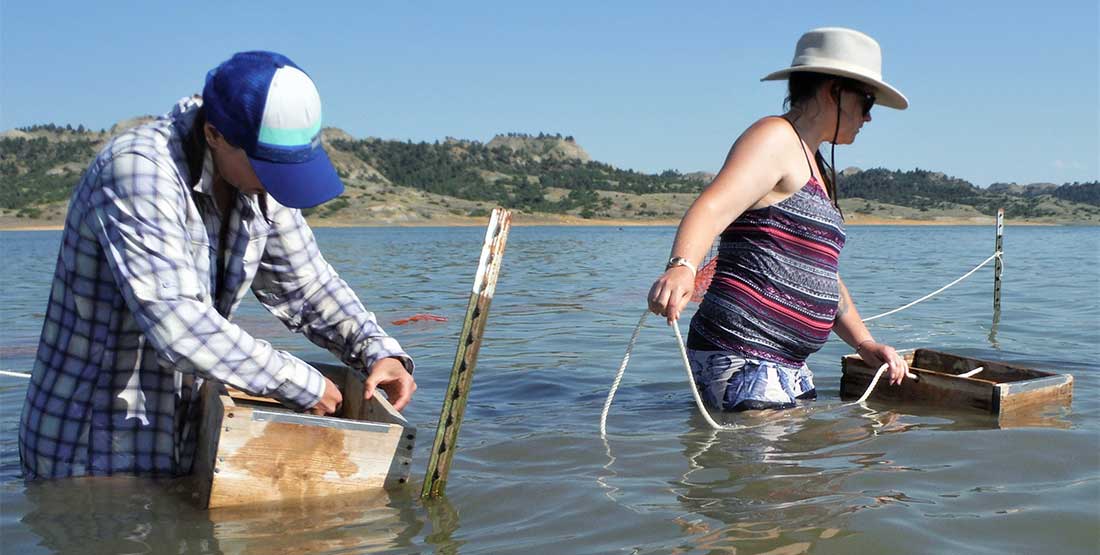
top-left (422, 208), bottom-right (512, 498)
top-left (993, 208), bottom-right (1004, 314)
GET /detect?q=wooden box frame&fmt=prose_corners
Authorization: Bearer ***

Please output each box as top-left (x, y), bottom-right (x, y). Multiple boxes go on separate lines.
top-left (193, 362), bottom-right (415, 508)
top-left (841, 348), bottom-right (1073, 418)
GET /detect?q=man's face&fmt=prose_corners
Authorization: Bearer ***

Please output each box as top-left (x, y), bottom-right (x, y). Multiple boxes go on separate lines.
top-left (204, 123), bottom-right (266, 195)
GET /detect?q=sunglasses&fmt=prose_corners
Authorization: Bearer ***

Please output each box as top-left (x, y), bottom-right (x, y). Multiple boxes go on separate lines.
top-left (849, 89), bottom-right (876, 116)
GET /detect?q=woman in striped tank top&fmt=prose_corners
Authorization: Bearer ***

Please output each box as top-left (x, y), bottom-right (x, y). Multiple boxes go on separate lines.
top-left (648, 28), bottom-right (913, 412)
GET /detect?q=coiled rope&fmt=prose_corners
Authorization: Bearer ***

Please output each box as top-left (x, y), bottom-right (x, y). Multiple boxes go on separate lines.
top-left (600, 251), bottom-right (1003, 437)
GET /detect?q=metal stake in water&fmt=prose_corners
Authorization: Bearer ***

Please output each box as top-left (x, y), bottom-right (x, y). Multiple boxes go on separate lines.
top-left (993, 207), bottom-right (1004, 315)
top-left (422, 208), bottom-right (512, 499)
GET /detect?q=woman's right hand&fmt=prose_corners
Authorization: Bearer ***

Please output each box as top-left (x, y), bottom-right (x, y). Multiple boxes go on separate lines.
top-left (647, 266), bottom-right (696, 324)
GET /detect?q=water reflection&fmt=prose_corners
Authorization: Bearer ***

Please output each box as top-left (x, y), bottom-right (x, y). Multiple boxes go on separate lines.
top-left (17, 477), bottom-right (428, 555)
top-left (422, 495), bottom-right (464, 554)
top-left (987, 309), bottom-right (1001, 349)
top-left (668, 406), bottom-right (965, 553)
top-left (670, 422), bottom-right (853, 552)
top-left (663, 391), bottom-right (1074, 554)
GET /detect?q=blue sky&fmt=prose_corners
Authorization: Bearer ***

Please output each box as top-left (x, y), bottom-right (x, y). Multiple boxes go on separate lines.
top-left (2, 1), bottom-right (1096, 186)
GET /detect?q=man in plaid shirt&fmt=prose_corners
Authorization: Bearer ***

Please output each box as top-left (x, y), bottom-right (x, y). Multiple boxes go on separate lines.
top-left (19, 51), bottom-right (416, 479)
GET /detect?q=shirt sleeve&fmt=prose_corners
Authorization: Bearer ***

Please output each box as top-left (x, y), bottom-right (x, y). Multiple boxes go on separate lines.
top-left (250, 198), bottom-right (415, 376)
top-left (87, 152), bottom-right (326, 410)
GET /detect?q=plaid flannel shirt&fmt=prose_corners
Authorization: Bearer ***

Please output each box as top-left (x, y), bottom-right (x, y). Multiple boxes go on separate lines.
top-left (19, 97), bottom-right (413, 479)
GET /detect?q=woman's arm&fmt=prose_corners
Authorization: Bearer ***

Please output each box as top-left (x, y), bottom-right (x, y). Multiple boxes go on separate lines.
top-left (647, 118), bottom-right (794, 323)
top-left (832, 277), bottom-right (910, 385)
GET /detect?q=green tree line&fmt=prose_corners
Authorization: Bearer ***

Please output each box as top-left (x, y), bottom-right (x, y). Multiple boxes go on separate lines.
top-left (2, 126), bottom-right (1097, 221)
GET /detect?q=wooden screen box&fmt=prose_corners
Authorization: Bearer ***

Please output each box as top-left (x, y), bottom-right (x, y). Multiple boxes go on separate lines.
top-left (193, 362), bottom-right (415, 509)
top-left (841, 349), bottom-right (1073, 422)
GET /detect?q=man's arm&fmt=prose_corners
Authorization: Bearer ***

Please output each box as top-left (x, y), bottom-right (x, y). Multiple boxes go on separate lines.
top-left (250, 200), bottom-right (415, 408)
top-left (89, 152), bottom-right (327, 410)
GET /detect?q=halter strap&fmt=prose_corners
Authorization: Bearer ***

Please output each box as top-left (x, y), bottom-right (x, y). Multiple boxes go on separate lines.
top-left (780, 117), bottom-right (817, 182)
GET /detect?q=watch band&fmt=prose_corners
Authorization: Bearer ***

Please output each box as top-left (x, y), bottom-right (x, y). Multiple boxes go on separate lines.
top-left (666, 256), bottom-right (697, 276)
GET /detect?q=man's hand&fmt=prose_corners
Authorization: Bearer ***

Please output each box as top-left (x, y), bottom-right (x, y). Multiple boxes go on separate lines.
top-left (365, 357), bottom-right (417, 411)
top-left (308, 376), bottom-right (344, 415)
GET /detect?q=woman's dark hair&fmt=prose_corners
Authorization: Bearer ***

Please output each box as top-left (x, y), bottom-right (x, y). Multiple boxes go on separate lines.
top-left (782, 71), bottom-right (865, 214)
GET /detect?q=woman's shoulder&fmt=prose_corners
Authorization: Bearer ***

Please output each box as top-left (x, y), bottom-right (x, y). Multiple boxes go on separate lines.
top-left (743, 116), bottom-right (794, 140)
top-left (731, 116), bottom-right (796, 154)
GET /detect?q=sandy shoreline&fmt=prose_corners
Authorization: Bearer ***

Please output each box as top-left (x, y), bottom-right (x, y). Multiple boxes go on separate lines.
top-left (0, 215), bottom-right (1068, 232)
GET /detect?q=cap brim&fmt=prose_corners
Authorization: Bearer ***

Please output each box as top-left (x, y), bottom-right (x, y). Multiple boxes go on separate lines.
top-left (249, 150), bottom-right (345, 209)
top-left (761, 66), bottom-right (909, 110)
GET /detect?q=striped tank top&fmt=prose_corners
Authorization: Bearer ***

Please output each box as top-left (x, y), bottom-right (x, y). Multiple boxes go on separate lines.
top-left (688, 119), bottom-right (847, 367)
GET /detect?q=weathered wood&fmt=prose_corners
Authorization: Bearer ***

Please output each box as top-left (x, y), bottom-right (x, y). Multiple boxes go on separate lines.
top-left (193, 380), bottom-right (229, 508)
top-left (912, 350), bottom-right (1047, 383)
top-left (841, 349), bottom-right (1073, 419)
top-left (842, 352), bottom-right (997, 412)
top-left (996, 374), bottom-right (1074, 414)
top-left (195, 362), bottom-right (415, 509)
top-left (225, 388), bottom-right (283, 407)
top-left (993, 208), bottom-right (1004, 314)
top-left (422, 208), bottom-right (512, 498)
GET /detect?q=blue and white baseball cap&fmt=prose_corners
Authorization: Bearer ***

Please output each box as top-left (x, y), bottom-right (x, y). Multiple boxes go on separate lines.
top-left (203, 51), bottom-right (344, 208)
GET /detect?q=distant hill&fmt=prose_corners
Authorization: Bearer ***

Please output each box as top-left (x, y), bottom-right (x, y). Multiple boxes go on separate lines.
top-left (2, 119), bottom-right (1098, 226)
top-left (486, 132), bottom-right (590, 163)
top-left (987, 182), bottom-right (1059, 195)
top-left (838, 168), bottom-right (1100, 220)
top-left (988, 180), bottom-right (1100, 206)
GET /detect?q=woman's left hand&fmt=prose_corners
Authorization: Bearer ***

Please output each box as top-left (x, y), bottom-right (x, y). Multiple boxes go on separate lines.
top-left (857, 341), bottom-right (909, 385)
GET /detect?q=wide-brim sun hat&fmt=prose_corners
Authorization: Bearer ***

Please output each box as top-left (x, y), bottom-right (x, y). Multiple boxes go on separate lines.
top-left (762, 27), bottom-right (909, 110)
top-left (203, 51), bottom-right (344, 208)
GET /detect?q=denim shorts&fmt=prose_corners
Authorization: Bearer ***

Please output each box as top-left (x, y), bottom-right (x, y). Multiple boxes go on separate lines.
top-left (687, 349), bottom-right (817, 412)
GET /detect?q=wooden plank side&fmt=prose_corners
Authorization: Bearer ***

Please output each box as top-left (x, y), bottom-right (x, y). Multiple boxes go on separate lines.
top-left (308, 361), bottom-right (412, 429)
top-left (225, 387), bottom-right (283, 408)
top-left (206, 408), bottom-right (407, 508)
top-left (313, 362), bottom-right (351, 391)
top-left (996, 375), bottom-right (1074, 414)
top-left (842, 354), bottom-right (996, 411)
top-left (355, 393), bottom-right (414, 488)
top-left (312, 360), bottom-right (413, 470)
top-left (361, 393), bottom-right (412, 428)
top-left (341, 366), bottom-right (366, 422)
top-left (912, 349), bottom-right (1051, 383)
top-left (194, 382), bottom-right (232, 509)
top-left (306, 362), bottom-right (364, 421)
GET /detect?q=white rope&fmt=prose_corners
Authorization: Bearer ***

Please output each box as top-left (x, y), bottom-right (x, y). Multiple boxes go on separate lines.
top-left (861, 252), bottom-right (1001, 322)
top-left (670, 319), bottom-right (731, 430)
top-left (848, 363), bottom-right (894, 405)
top-left (601, 251), bottom-right (1004, 436)
top-left (0, 370), bottom-right (32, 379)
top-left (599, 310), bottom-right (774, 440)
top-left (600, 311), bottom-right (649, 438)
top-left (958, 366), bottom-right (984, 378)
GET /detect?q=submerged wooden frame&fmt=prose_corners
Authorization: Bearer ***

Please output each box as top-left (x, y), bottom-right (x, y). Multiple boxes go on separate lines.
top-left (193, 362), bottom-right (415, 509)
top-left (841, 349), bottom-right (1073, 418)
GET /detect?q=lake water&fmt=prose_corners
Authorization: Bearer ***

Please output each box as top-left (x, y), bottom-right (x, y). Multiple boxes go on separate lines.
top-left (0, 224), bottom-right (1097, 554)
